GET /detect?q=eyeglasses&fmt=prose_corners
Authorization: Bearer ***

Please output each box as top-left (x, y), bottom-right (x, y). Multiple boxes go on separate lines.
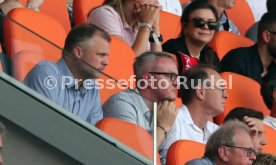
top-left (206, 85), bottom-right (227, 97)
top-left (189, 17), bottom-right (218, 30)
top-left (148, 72), bottom-right (178, 82)
top-left (223, 145), bottom-right (256, 157)
top-left (267, 29), bottom-right (276, 35)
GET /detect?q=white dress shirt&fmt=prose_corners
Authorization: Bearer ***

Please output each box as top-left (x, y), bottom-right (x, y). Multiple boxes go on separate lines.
top-left (246, 0), bottom-right (267, 21)
top-left (158, 0), bottom-right (182, 16)
top-left (173, 104), bottom-right (219, 143)
top-left (159, 104), bottom-right (219, 164)
top-left (264, 116), bottom-right (276, 130)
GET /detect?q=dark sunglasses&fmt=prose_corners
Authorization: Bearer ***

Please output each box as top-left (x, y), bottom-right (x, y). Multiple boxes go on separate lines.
top-left (189, 17), bottom-right (218, 30)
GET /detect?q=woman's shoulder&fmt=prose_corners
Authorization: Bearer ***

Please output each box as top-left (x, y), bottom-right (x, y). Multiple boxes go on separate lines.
top-left (162, 37), bottom-right (184, 51)
top-left (88, 5), bottom-right (122, 26)
top-left (163, 37), bottom-right (183, 45)
top-left (90, 5), bottom-right (117, 14)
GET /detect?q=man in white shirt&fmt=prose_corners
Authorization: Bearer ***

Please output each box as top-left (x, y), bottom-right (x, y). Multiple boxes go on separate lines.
top-left (261, 71), bottom-right (276, 129)
top-left (158, 0), bottom-right (182, 16)
top-left (159, 65), bottom-right (228, 164)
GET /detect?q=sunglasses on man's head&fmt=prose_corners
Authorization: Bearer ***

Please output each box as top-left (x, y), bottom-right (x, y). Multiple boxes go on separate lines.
top-left (190, 17), bottom-right (218, 30)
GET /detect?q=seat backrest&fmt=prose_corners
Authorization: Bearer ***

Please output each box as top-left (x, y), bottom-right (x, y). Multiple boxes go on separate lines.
top-left (99, 36), bottom-right (135, 105)
top-left (166, 140), bottom-right (205, 165)
top-left (209, 31), bottom-right (254, 60)
top-left (159, 11), bottom-right (181, 43)
top-left (225, 0), bottom-right (255, 36)
top-left (0, 59), bottom-right (2, 72)
top-left (263, 125), bottom-right (276, 154)
top-left (175, 98), bottom-right (182, 108)
top-left (215, 72), bottom-right (270, 125)
top-left (96, 118), bottom-right (161, 164)
top-left (73, 0), bottom-right (104, 26)
top-left (179, 0), bottom-right (190, 4)
top-left (13, 50), bottom-right (61, 81)
top-left (18, 0), bottom-right (71, 33)
top-left (3, 8), bottom-right (66, 60)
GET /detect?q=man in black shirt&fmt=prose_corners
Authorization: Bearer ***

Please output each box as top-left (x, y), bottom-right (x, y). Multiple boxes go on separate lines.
top-left (221, 11), bottom-right (276, 84)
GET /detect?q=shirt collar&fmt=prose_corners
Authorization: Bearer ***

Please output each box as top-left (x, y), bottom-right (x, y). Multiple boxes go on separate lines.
top-left (180, 104), bottom-right (212, 131)
top-left (57, 58), bottom-right (75, 88)
top-left (180, 104), bottom-right (194, 124)
top-left (253, 44), bottom-right (265, 72)
top-left (123, 21), bottom-right (138, 33)
top-left (219, 12), bottom-right (227, 24)
top-left (133, 89), bottom-right (150, 115)
top-left (57, 58), bottom-right (90, 94)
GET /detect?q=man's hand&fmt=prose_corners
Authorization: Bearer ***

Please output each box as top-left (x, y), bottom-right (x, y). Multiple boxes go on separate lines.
top-left (136, 3), bottom-right (161, 27)
top-left (244, 116), bottom-right (259, 136)
top-left (157, 101), bottom-right (179, 131)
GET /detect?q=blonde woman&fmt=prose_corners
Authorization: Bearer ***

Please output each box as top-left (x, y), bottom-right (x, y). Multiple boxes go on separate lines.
top-left (87, 0), bottom-right (162, 56)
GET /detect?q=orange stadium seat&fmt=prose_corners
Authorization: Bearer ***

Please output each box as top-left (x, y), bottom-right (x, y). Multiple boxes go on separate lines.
top-left (175, 97), bottom-right (182, 108)
top-left (13, 50), bottom-right (61, 81)
top-left (209, 31), bottom-right (254, 60)
top-left (166, 140), bottom-right (205, 165)
top-left (96, 118), bottom-right (161, 164)
top-left (179, 0), bottom-right (190, 4)
top-left (263, 125), bottom-right (276, 155)
top-left (3, 8), bottom-right (66, 60)
top-left (0, 60), bottom-right (2, 72)
top-left (215, 72), bottom-right (270, 125)
top-left (225, 0), bottom-right (255, 36)
top-left (73, 0), bottom-right (104, 26)
top-left (99, 36), bottom-right (135, 104)
top-left (159, 11), bottom-right (181, 43)
top-left (18, 0), bottom-right (71, 33)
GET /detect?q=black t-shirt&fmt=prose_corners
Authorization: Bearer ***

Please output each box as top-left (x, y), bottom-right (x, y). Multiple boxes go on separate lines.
top-left (221, 44), bottom-right (276, 84)
top-left (162, 36), bottom-right (220, 75)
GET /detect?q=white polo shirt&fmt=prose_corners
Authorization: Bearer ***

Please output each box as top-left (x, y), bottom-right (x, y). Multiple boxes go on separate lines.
top-left (159, 104), bottom-right (219, 164)
top-left (174, 104), bottom-right (219, 143)
top-left (158, 0), bottom-right (182, 16)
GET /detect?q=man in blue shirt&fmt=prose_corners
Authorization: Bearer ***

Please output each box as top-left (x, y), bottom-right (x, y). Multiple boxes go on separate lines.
top-left (24, 24), bottom-right (111, 125)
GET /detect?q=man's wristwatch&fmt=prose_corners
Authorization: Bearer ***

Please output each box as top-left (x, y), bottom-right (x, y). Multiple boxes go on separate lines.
top-left (149, 33), bottom-right (163, 43)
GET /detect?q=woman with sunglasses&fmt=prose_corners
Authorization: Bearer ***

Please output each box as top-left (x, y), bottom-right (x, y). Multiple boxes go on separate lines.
top-left (162, 1), bottom-right (220, 75)
top-left (87, 0), bottom-right (162, 57)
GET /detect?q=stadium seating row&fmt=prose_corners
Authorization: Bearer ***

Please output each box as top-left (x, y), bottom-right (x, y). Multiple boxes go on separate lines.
top-left (0, 1), bottom-right (274, 165)
top-left (2, 6), bottom-right (270, 128)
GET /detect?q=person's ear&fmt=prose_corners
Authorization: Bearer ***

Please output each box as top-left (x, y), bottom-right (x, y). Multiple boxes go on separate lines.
top-left (141, 73), bottom-right (152, 88)
top-left (218, 146), bottom-right (230, 161)
top-left (73, 46), bottom-right (83, 59)
top-left (195, 85), bottom-right (204, 100)
top-left (263, 30), bottom-right (271, 43)
top-left (273, 90), bottom-right (276, 102)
